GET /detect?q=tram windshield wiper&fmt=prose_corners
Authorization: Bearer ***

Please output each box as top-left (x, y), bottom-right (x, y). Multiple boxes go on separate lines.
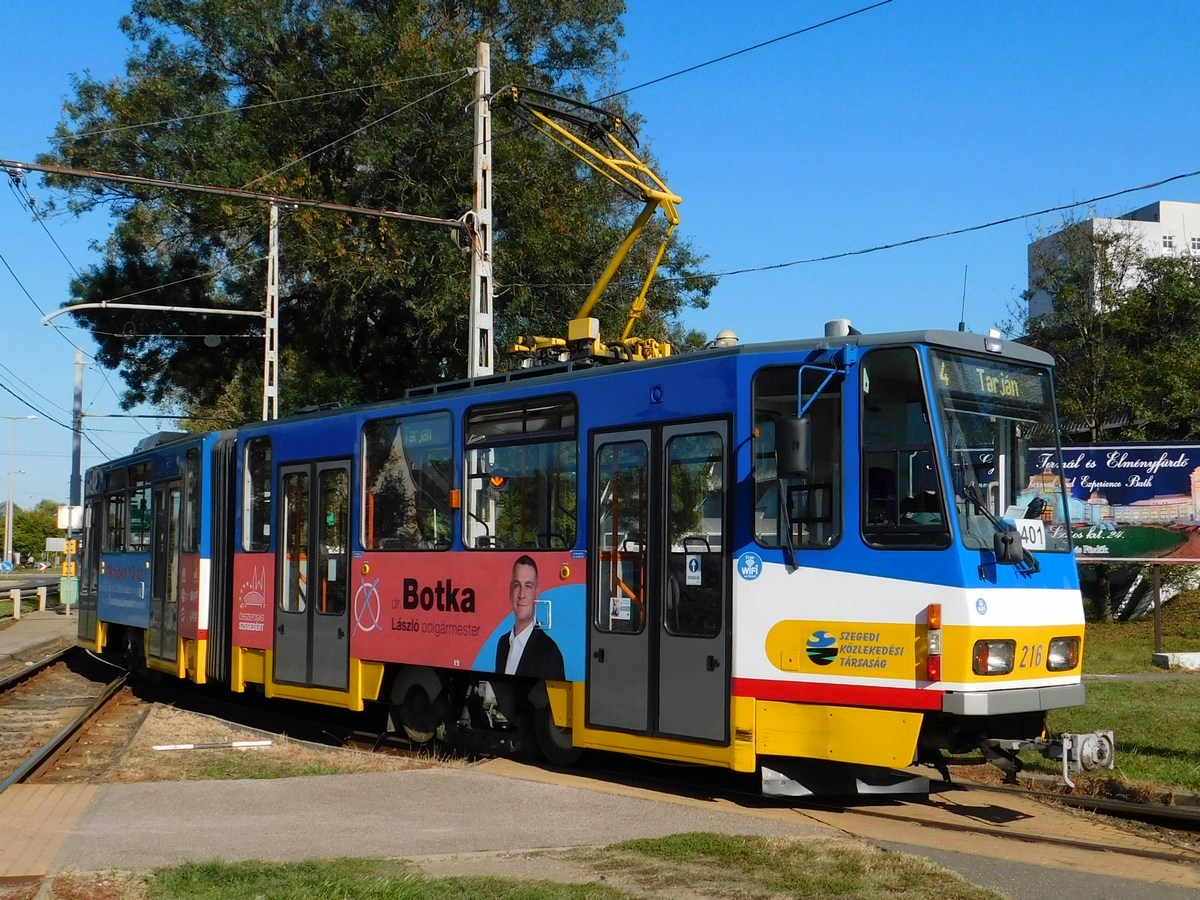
top-left (777, 477), bottom-right (797, 569)
top-left (960, 483), bottom-right (1040, 573)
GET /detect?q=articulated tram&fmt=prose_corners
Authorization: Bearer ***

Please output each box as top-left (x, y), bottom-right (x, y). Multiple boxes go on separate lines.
top-left (77, 322), bottom-right (1113, 794)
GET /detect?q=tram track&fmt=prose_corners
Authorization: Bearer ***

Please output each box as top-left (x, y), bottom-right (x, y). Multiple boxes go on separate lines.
top-left (0, 648), bottom-right (129, 792)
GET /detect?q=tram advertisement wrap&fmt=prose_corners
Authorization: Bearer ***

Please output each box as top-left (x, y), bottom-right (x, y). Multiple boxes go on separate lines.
top-left (97, 553), bottom-right (152, 628)
top-left (233, 557), bottom-right (274, 649)
top-left (349, 551), bottom-right (585, 682)
top-left (178, 552), bottom-right (202, 641)
top-left (1028, 444), bottom-right (1200, 562)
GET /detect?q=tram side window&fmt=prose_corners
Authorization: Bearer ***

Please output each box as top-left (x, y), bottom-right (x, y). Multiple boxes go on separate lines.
top-left (183, 447), bottom-right (200, 553)
top-left (465, 396), bottom-right (577, 550)
top-left (665, 433), bottom-right (724, 638)
top-left (280, 471), bottom-right (308, 613)
top-left (316, 468), bottom-right (348, 616)
top-left (860, 348), bottom-right (950, 549)
top-left (104, 491), bottom-right (127, 552)
top-left (82, 501), bottom-right (101, 594)
top-left (129, 463), bottom-right (152, 553)
top-left (362, 412), bottom-right (452, 550)
top-left (243, 438), bottom-right (272, 552)
top-left (752, 365), bottom-right (842, 549)
top-left (595, 440), bottom-right (648, 633)
top-left (103, 467), bottom-right (128, 552)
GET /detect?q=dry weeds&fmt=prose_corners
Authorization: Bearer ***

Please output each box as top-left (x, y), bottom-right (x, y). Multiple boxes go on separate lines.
top-left (106, 703), bottom-right (437, 782)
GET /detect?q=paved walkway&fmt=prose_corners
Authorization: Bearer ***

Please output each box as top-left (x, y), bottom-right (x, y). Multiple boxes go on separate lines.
top-left (1, 611), bottom-right (1198, 898)
top-left (0, 606), bottom-right (76, 669)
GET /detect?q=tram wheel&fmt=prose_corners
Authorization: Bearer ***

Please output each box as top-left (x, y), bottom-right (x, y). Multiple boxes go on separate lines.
top-left (398, 684), bottom-right (439, 744)
top-left (533, 701), bottom-right (583, 766)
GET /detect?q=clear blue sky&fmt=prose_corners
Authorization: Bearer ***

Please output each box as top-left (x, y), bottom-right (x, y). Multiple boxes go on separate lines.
top-left (1, 0), bottom-right (1198, 508)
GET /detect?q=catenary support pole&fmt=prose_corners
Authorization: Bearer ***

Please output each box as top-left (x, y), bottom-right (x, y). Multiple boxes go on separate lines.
top-left (263, 202), bottom-right (280, 420)
top-left (467, 41), bottom-right (494, 378)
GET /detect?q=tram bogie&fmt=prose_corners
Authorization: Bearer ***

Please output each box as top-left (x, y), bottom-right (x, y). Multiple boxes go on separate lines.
top-left (76, 323), bottom-right (1113, 793)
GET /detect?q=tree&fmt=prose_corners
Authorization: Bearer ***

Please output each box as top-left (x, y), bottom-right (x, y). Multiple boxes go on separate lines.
top-left (1011, 217), bottom-right (1200, 621)
top-left (1013, 217), bottom-right (1146, 441)
top-left (1110, 253), bottom-right (1200, 440)
top-left (40, 0), bottom-right (715, 423)
top-left (14, 500), bottom-right (63, 563)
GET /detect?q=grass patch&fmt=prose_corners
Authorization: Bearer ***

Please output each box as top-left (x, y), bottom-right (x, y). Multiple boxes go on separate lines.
top-left (51, 835), bottom-right (1003, 899)
top-left (1008, 588), bottom-right (1200, 793)
top-left (570, 832), bottom-right (1003, 899)
top-left (0, 597), bottom-right (41, 619)
top-left (1047, 679), bottom-right (1200, 793)
top-left (178, 753), bottom-right (362, 780)
top-left (1084, 588), bottom-right (1200, 673)
top-left (145, 859), bottom-right (622, 899)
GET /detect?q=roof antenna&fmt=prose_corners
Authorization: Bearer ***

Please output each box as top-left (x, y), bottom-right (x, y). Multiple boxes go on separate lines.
top-left (958, 265), bottom-right (968, 332)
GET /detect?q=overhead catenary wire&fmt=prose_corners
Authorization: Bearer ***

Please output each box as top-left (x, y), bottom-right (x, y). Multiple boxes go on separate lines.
top-left (53, 70), bottom-right (469, 146)
top-left (598, 0), bottom-right (895, 103)
top-left (7, 177), bottom-right (82, 278)
top-left (242, 71), bottom-right (474, 190)
top-left (498, 166), bottom-right (1200, 290)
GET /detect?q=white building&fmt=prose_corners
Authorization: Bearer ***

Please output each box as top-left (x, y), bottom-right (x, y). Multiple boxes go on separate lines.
top-left (1026, 200), bottom-right (1200, 319)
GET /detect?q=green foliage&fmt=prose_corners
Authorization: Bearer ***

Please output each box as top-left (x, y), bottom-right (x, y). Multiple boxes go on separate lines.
top-left (1015, 219), bottom-right (1143, 440)
top-left (1015, 217), bottom-right (1200, 442)
top-left (12, 500), bottom-right (63, 562)
top-left (41, 0), bottom-right (715, 424)
top-left (1110, 254), bottom-right (1200, 439)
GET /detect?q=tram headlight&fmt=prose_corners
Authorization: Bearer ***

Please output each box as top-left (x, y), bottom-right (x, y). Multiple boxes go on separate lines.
top-left (972, 639), bottom-right (1015, 675)
top-left (1047, 636), bottom-right (1081, 672)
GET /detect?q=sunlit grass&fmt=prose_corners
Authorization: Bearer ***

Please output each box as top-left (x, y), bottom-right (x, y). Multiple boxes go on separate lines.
top-left (1032, 588), bottom-right (1200, 793)
top-left (50, 836), bottom-right (1005, 899)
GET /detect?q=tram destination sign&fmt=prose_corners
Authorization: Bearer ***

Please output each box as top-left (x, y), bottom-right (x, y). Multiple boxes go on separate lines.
top-left (1033, 443), bottom-right (1200, 563)
top-left (934, 354), bottom-right (1049, 416)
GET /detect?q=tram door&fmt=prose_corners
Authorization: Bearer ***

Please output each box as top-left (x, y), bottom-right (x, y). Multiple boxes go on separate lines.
top-left (588, 421), bottom-right (729, 743)
top-left (274, 460), bottom-right (351, 691)
top-left (149, 481), bottom-right (181, 663)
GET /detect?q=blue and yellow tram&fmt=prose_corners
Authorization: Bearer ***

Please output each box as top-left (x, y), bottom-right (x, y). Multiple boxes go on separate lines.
top-left (77, 322), bottom-right (1112, 793)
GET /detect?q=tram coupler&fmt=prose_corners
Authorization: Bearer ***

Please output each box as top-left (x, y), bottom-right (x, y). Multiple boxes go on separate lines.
top-left (980, 730), bottom-right (1115, 788)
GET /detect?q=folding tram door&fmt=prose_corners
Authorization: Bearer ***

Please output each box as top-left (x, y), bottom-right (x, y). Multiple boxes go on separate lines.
top-left (587, 420), bottom-right (730, 743)
top-left (148, 479), bottom-right (181, 664)
top-left (273, 459), bottom-right (352, 691)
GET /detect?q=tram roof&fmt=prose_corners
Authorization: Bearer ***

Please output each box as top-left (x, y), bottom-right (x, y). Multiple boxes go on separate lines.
top-left (244, 326), bottom-right (1052, 430)
top-left (86, 327), bottom-right (1054, 472)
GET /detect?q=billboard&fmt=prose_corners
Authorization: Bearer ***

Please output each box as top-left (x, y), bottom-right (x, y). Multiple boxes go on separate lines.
top-left (1032, 444), bottom-right (1200, 562)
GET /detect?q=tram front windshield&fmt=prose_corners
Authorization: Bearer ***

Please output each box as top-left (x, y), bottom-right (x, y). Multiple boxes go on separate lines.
top-left (930, 351), bottom-right (1071, 553)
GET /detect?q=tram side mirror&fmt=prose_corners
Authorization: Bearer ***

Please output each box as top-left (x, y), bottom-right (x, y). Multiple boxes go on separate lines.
top-left (993, 527), bottom-right (1024, 565)
top-left (775, 415), bottom-right (811, 478)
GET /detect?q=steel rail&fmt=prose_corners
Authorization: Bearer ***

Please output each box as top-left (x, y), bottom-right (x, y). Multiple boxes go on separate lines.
top-left (0, 673), bottom-right (127, 794)
top-left (0, 645), bottom-right (72, 693)
top-left (965, 779), bottom-right (1200, 830)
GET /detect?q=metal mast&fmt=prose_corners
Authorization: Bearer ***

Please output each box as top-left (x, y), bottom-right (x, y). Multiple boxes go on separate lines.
top-left (264, 203), bottom-right (280, 420)
top-left (467, 42), bottom-right (494, 378)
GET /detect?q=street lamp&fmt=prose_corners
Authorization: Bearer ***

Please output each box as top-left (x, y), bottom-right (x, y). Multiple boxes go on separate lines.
top-left (3, 415), bottom-right (37, 566)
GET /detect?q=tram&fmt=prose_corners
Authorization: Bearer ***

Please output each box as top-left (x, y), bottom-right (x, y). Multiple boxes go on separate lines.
top-left (76, 320), bottom-right (1114, 794)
